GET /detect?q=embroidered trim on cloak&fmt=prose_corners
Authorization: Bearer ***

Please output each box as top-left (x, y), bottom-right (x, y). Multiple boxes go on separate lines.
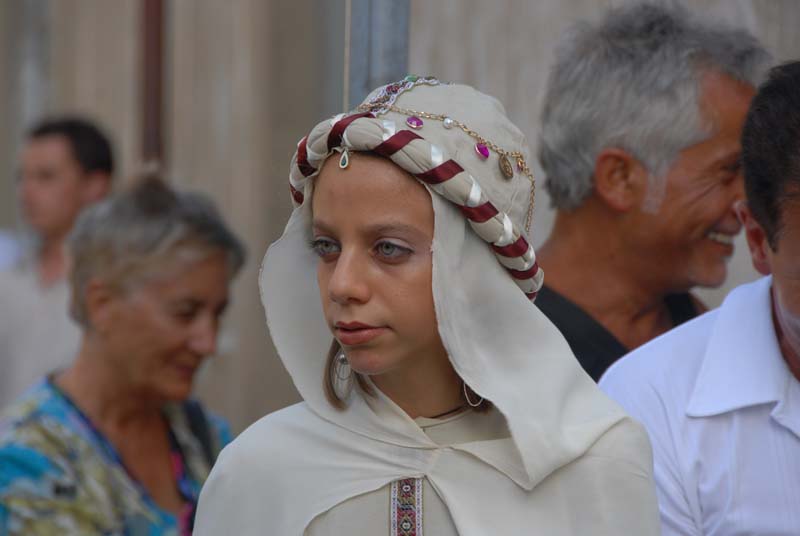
top-left (390, 478), bottom-right (423, 536)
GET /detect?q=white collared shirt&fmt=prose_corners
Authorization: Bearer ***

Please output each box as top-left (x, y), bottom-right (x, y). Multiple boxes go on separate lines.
top-left (600, 276), bottom-right (800, 535)
top-left (0, 266), bottom-right (80, 409)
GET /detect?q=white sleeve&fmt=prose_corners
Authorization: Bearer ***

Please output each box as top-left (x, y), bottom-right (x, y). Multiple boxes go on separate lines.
top-left (581, 419), bottom-right (663, 536)
top-left (194, 443), bottom-right (255, 535)
top-left (600, 370), bottom-right (701, 536)
top-left (194, 418), bottom-right (318, 536)
top-left (193, 437), bottom-right (301, 535)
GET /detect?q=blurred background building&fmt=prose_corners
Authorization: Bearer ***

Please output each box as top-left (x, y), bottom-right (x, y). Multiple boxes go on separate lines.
top-left (0, 0), bottom-right (798, 431)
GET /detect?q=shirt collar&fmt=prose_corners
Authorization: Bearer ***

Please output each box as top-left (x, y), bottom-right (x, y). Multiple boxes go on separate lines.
top-left (687, 276), bottom-right (791, 417)
top-left (453, 439), bottom-right (532, 489)
top-left (361, 379), bottom-right (533, 489)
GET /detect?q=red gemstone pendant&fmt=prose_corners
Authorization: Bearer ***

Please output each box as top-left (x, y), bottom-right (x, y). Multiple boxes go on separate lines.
top-left (406, 116), bottom-right (424, 130)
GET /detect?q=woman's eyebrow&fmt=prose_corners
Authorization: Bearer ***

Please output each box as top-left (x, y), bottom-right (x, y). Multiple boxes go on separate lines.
top-left (364, 222), bottom-right (425, 237)
top-left (312, 219), bottom-right (426, 237)
top-left (311, 219), bottom-right (335, 234)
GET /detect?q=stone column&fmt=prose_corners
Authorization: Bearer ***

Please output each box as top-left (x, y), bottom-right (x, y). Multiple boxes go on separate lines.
top-left (346, 0), bottom-right (410, 108)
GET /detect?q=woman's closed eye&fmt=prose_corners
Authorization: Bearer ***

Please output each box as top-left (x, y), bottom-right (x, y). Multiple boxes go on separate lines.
top-left (171, 302), bottom-right (201, 323)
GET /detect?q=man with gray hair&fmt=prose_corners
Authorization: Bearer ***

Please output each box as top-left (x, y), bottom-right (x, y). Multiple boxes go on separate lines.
top-left (534, 3), bottom-right (770, 381)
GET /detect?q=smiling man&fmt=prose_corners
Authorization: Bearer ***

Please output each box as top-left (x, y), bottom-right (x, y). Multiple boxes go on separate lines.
top-left (535, 3), bottom-right (770, 380)
top-left (600, 60), bottom-right (800, 535)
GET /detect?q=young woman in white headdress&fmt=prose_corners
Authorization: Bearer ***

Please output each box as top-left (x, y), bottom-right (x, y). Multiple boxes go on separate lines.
top-left (194, 77), bottom-right (660, 535)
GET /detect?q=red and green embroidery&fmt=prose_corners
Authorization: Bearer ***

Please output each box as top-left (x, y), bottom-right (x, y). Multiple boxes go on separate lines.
top-left (391, 477), bottom-right (423, 536)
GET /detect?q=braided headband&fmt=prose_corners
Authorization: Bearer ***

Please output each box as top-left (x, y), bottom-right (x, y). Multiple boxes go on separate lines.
top-left (288, 110), bottom-right (544, 301)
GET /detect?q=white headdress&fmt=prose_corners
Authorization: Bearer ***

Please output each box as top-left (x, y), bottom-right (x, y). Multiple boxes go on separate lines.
top-left (264, 75), bottom-right (626, 481)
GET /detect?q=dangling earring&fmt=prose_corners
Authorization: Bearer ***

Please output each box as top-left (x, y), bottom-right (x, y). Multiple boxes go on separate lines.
top-left (463, 381), bottom-right (484, 407)
top-left (333, 349), bottom-right (355, 399)
top-left (335, 350), bottom-right (351, 381)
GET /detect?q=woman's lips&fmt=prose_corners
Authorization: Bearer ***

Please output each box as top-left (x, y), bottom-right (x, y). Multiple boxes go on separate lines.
top-left (334, 322), bottom-right (387, 345)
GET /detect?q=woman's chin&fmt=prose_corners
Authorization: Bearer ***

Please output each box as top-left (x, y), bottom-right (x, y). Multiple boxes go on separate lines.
top-left (154, 379), bottom-right (195, 402)
top-left (346, 351), bottom-right (399, 377)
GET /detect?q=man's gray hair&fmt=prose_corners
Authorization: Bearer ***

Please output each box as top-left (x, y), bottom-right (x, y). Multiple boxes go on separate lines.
top-left (68, 176), bottom-right (246, 327)
top-left (538, 2), bottom-right (770, 210)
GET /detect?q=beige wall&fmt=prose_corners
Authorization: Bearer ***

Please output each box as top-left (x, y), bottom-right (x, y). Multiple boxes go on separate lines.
top-left (48, 0), bottom-right (141, 184)
top-left (0, 0), bottom-right (347, 431)
top-left (0, 3), bottom-right (13, 228)
top-left (0, 0), bottom-right (51, 229)
top-left (1, 0), bottom-right (798, 432)
top-left (0, 0), bottom-right (140, 230)
top-left (409, 0), bottom-right (800, 307)
top-left (167, 0), bottom-right (347, 431)
top-left (167, 0), bottom-right (297, 432)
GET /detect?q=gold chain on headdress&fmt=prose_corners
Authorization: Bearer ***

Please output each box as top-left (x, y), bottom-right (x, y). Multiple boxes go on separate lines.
top-left (358, 102), bottom-right (537, 234)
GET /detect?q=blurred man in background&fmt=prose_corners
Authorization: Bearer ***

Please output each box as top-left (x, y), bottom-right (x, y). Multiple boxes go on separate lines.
top-left (535, 3), bottom-right (770, 380)
top-left (0, 117), bottom-right (114, 408)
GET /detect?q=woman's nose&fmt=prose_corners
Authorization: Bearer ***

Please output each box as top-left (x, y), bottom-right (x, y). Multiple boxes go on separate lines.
top-left (327, 250), bottom-right (370, 305)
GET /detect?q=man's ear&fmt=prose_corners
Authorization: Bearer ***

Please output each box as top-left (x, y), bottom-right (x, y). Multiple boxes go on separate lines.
top-left (84, 278), bottom-right (117, 333)
top-left (593, 148), bottom-right (649, 212)
top-left (81, 172), bottom-right (111, 206)
top-left (734, 201), bottom-right (772, 276)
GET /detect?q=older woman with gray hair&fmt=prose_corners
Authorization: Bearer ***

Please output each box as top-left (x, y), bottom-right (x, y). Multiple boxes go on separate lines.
top-left (0, 177), bottom-right (245, 535)
top-left (534, 2), bottom-right (770, 381)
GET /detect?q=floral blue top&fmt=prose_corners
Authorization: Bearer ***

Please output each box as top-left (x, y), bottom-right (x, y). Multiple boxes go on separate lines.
top-left (0, 378), bottom-right (231, 535)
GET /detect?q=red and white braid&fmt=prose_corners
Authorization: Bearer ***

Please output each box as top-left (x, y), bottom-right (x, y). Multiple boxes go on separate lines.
top-left (289, 112), bottom-right (544, 300)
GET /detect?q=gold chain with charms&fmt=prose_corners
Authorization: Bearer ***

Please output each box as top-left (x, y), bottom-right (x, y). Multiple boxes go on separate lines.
top-left (360, 103), bottom-right (537, 234)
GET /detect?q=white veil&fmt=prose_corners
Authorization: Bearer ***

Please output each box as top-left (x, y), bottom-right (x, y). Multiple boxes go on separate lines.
top-left (195, 79), bottom-right (657, 536)
top-left (260, 81), bottom-right (627, 488)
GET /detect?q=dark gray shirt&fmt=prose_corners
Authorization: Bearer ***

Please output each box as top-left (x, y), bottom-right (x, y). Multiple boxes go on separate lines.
top-left (535, 285), bottom-right (698, 381)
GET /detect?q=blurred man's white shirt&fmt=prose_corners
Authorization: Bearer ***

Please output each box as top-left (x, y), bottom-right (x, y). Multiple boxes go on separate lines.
top-left (0, 264), bottom-right (80, 410)
top-left (0, 231), bottom-right (21, 270)
top-left (600, 276), bottom-right (800, 535)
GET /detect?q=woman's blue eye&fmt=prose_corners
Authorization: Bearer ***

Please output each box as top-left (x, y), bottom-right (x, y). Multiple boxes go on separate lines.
top-left (375, 241), bottom-right (410, 259)
top-left (311, 238), bottom-right (340, 258)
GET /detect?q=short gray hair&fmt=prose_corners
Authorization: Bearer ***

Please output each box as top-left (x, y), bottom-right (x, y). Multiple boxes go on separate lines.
top-left (538, 2), bottom-right (770, 210)
top-left (68, 176), bottom-right (246, 327)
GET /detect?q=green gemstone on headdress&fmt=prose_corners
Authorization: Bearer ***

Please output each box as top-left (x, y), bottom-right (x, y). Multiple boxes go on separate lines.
top-left (405, 75), bottom-right (419, 82)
